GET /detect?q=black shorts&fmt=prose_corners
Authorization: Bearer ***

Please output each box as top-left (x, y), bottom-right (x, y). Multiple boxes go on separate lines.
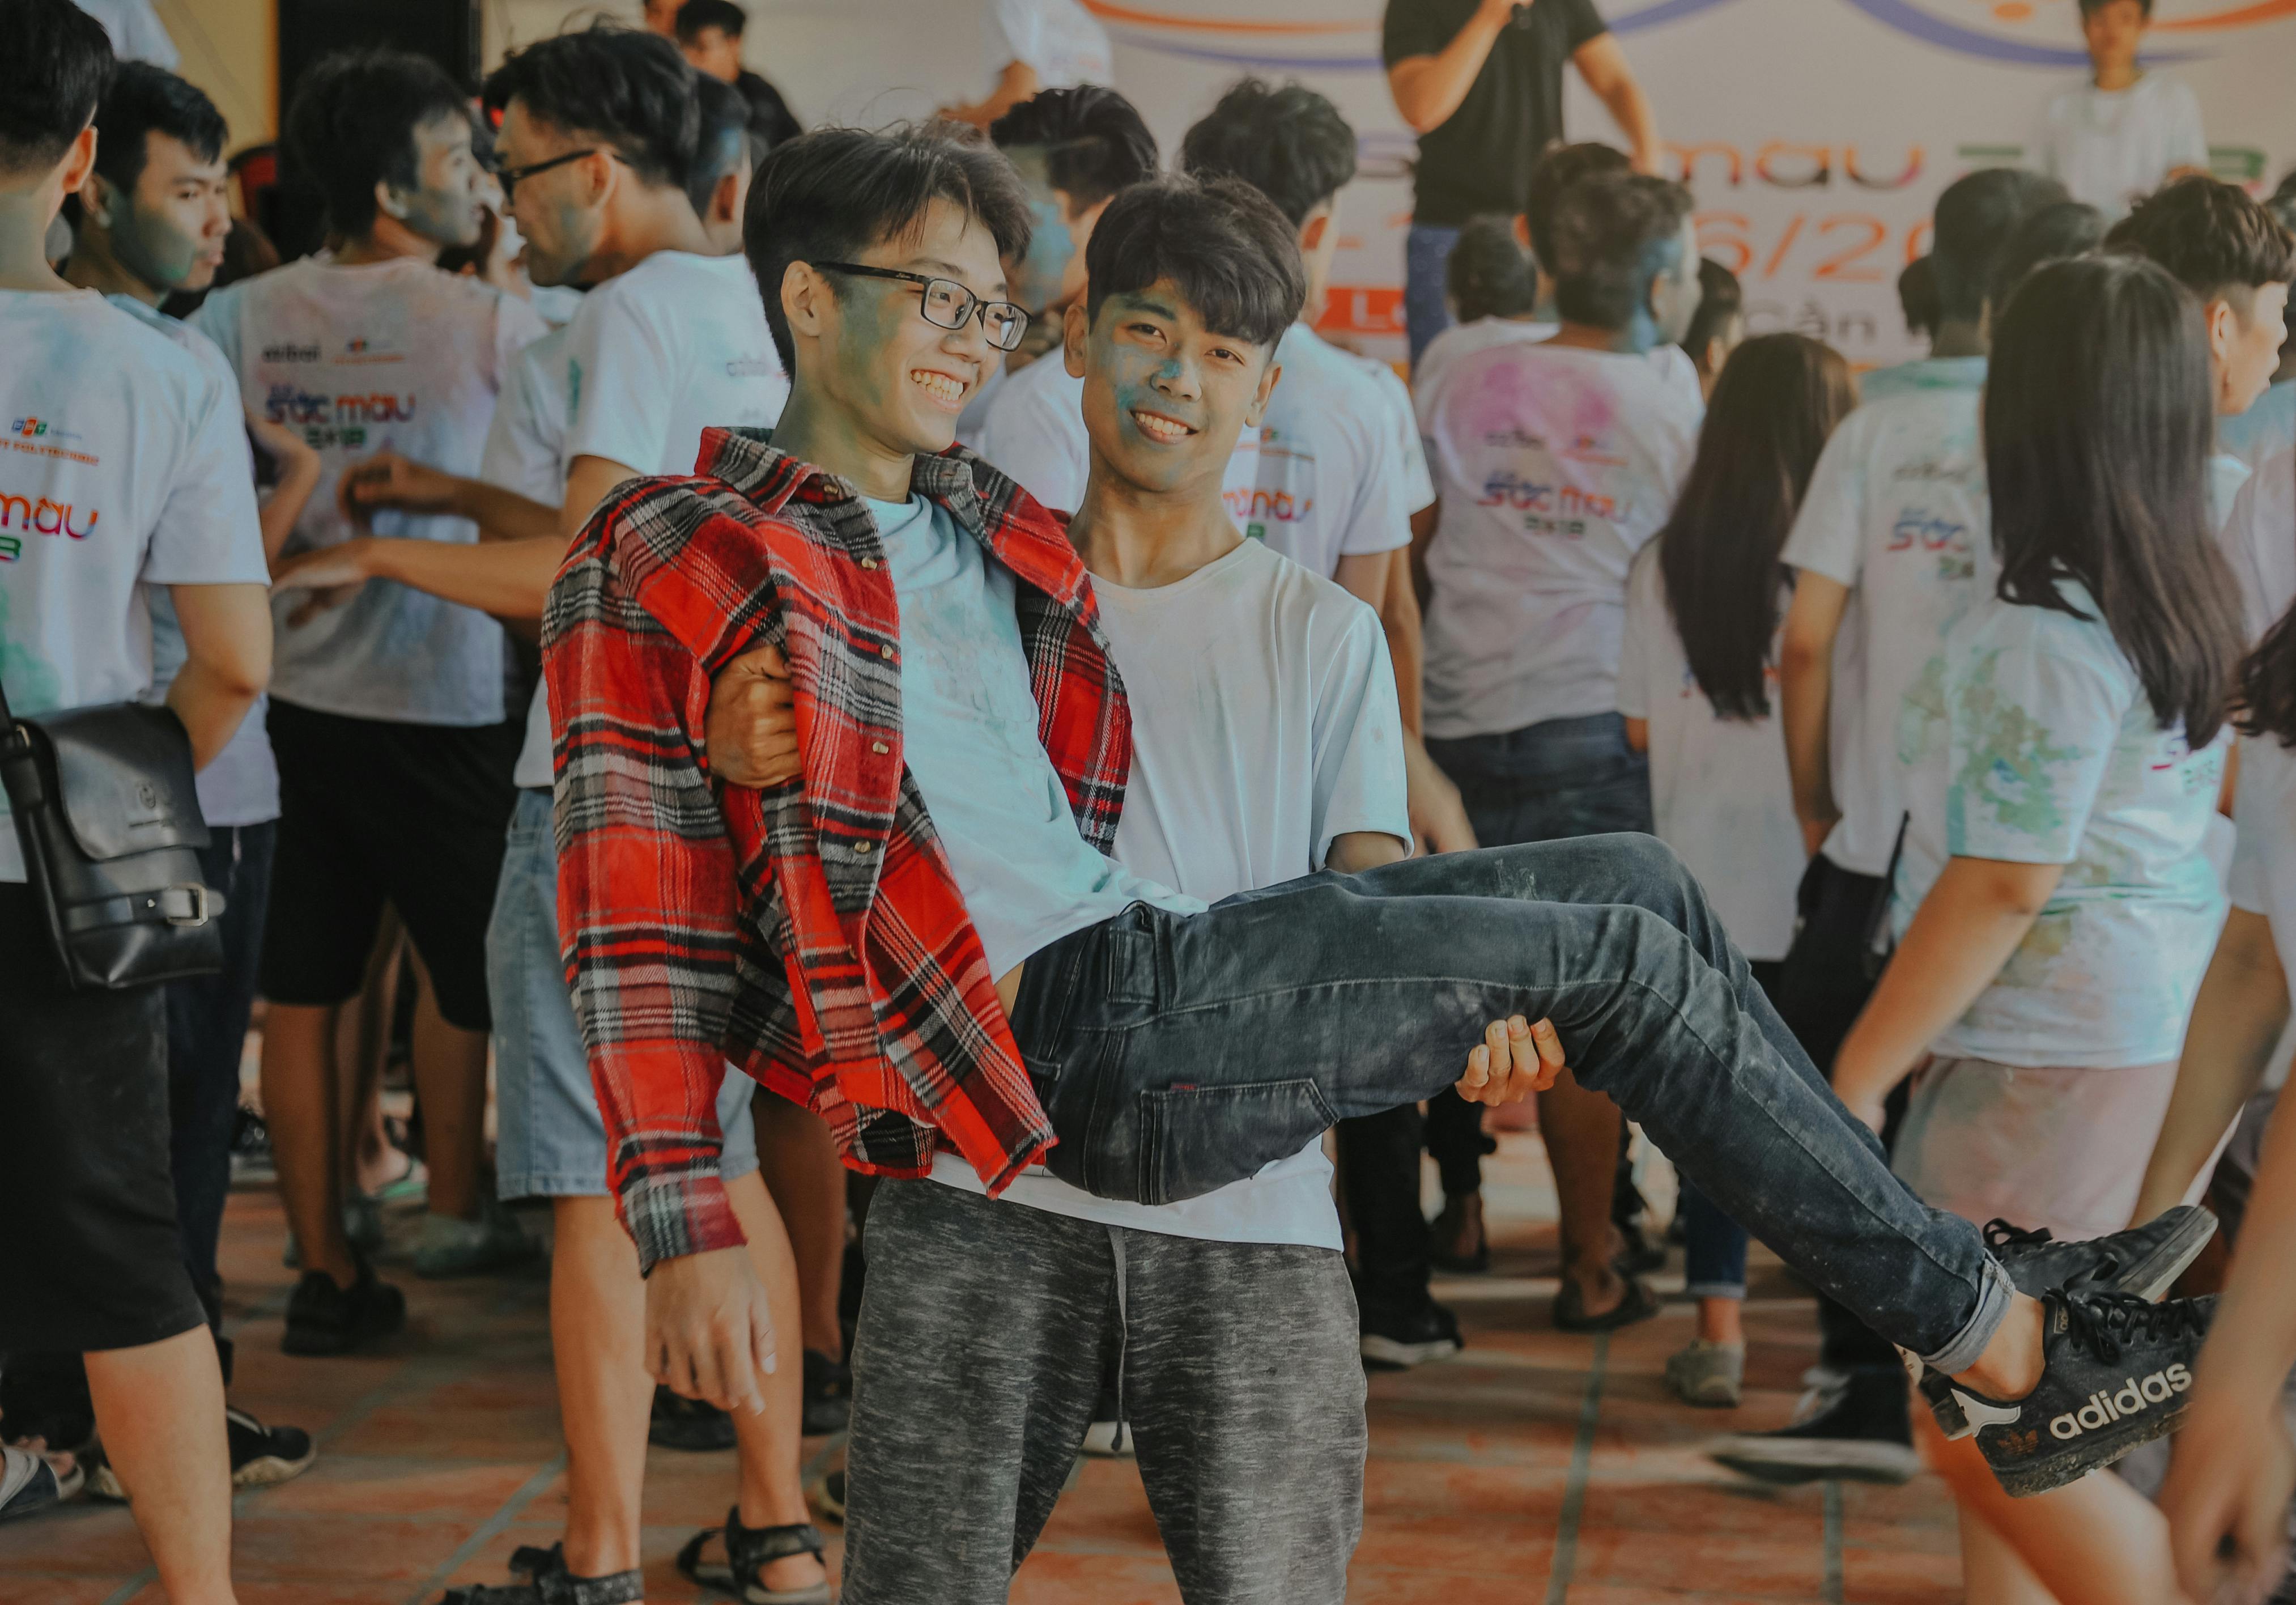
top-left (0, 884), bottom-right (209, 1354)
top-left (260, 700), bottom-right (520, 1031)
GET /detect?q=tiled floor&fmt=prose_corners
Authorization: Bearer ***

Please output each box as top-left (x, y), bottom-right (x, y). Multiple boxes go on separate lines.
top-left (0, 1133), bottom-right (1964, 1604)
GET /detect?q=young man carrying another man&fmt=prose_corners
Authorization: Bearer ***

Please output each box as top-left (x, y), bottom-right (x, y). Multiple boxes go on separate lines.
top-left (550, 122), bottom-right (2225, 1599)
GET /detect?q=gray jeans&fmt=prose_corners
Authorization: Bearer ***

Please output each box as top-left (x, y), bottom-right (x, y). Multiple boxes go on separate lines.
top-left (1011, 833), bottom-right (2012, 1373)
top-left (840, 1179), bottom-right (1365, 1605)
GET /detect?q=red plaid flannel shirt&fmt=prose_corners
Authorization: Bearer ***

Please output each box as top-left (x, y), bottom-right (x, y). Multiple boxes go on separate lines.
top-left (543, 428), bottom-right (1131, 1272)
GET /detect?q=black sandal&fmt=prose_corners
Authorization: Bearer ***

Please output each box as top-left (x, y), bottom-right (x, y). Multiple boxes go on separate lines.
top-left (1552, 1274), bottom-right (1660, 1334)
top-left (677, 1507), bottom-right (831, 1604)
top-left (437, 1542), bottom-right (642, 1605)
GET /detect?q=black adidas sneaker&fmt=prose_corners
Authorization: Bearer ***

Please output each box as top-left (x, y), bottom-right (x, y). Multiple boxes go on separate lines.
top-left (1923, 1207), bottom-right (2216, 1438)
top-left (1940, 1287), bottom-right (2212, 1498)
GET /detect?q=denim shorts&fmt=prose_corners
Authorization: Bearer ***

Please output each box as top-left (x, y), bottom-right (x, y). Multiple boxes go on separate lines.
top-left (487, 789), bottom-right (759, 1199)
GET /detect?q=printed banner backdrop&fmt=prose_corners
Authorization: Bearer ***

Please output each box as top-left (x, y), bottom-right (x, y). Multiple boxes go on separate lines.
top-left (489, 0), bottom-right (2296, 368)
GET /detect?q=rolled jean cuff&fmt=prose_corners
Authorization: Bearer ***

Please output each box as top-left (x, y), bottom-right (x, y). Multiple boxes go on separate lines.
top-left (1683, 1279), bottom-right (1746, 1302)
top-left (1915, 1254), bottom-right (2014, 1376)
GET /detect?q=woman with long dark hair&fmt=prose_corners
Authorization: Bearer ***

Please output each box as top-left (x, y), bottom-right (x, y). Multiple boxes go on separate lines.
top-left (1618, 332), bottom-right (1855, 1406)
top-left (1831, 253), bottom-right (2243, 1603)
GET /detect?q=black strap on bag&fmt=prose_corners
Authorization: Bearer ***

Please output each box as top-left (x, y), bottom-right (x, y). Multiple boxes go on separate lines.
top-left (1858, 812), bottom-right (1911, 982)
top-left (0, 669), bottom-right (225, 990)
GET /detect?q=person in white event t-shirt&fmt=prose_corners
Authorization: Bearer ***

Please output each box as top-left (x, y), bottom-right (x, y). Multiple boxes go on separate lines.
top-left (190, 50), bottom-right (551, 1348)
top-left (56, 58), bottom-right (330, 1490)
top-left (0, 3), bottom-right (270, 1578)
top-left (271, 29), bottom-right (819, 1603)
top-left (2035, 0), bottom-right (2208, 220)
top-left (944, 0), bottom-right (1115, 131)
top-left (74, 0), bottom-right (177, 67)
top-left (1618, 333), bottom-right (1855, 1411)
top-left (1413, 167), bottom-right (1703, 1341)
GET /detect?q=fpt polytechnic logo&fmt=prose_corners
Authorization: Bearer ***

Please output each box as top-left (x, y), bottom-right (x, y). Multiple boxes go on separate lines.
top-left (11, 417), bottom-right (79, 443)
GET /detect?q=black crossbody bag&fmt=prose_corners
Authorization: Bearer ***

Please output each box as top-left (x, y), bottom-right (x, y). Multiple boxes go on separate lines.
top-left (0, 670), bottom-right (225, 988)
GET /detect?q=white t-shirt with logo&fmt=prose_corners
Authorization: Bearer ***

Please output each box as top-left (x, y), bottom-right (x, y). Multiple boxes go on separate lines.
top-left (0, 291), bottom-right (268, 881)
top-left (2222, 382), bottom-right (2296, 477)
top-left (2223, 445), bottom-right (2296, 644)
top-left (483, 328), bottom-right (575, 792)
top-left (106, 295), bottom-right (278, 829)
top-left (2036, 72), bottom-right (2208, 219)
top-left (1419, 340), bottom-right (1703, 740)
top-left (1240, 323), bottom-right (1415, 582)
top-left (2230, 734), bottom-right (2296, 1009)
top-left (1414, 319), bottom-right (1699, 467)
top-left (1617, 552), bottom-right (1802, 961)
top-left (1893, 583), bottom-right (2227, 1068)
top-left (931, 536), bottom-right (1409, 1246)
top-left (559, 252), bottom-right (786, 480)
top-left (192, 256), bottom-right (549, 725)
top-left (972, 349), bottom-right (1262, 520)
top-left (986, 0), bottom-right (1113, 88)
top-left (1780, 356), bottom-right (1993, 877)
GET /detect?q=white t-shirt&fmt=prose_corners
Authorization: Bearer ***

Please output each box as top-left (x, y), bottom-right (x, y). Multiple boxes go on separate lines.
top-left (559, 252), bottom-right (786, 481)
top-left (107, 295), bottom-right (278, 829)
top-left (1617, 553), bottom-right (1802, 961)
top-left (1413, 318), bottom-right (1698, 463)
top-left (1343, 345), bottom-right (1437, 516)
top-left (932, 536), bottom-right (1409, 1246)
top-left (483, 328), bottom-right (576, 792)
top-left (2231, 734), bottom-right (2296, 986)
top-left (1419, 340), bottom-right (1703, 740)
top-left (2222, 381), bottom-right (2296, 476)
top-left (192, 256), bottom-right (549, 725)
top-left (985, 0), bottom-right (1113, 89)
top-left (1241, 323), bottom-right (1416, 583)
top-left (76, 0), bottom-right (177, 67)
top-left (1779, 357), bottom-right (1993, 876)
top-left (2223, 445), bottom-right (2296, 643)
top-left (0, 291), bottom-right (268, 881)
top-left (2213, 452), bottom-right (2254, 540)
top-left (2036, 73), bottom-right (2208, 219)
top-left (972, 350), bottom-right (1263, 520)
top-left (1893, 583), bottom-right (2227, 1068)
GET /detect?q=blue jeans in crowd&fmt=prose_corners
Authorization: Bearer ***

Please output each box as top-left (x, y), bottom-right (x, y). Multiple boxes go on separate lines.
top-left (1405, 222), bottom-right (1463, 372)
top-left (1008, 832), bottom-right (2014, 1373)
top-left (1676, 959), bottom-right (1785, 1304)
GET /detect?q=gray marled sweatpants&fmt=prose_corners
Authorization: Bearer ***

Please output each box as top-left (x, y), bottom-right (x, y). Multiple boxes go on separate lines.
top-left (839, 1177), bottom-right (1367, 1604)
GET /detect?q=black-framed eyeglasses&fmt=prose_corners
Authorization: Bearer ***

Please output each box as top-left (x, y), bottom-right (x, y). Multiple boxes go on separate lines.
top-left (814, 262), bottom-right (1031, 353)
top-left (496, 147), bottom-right (624, 200)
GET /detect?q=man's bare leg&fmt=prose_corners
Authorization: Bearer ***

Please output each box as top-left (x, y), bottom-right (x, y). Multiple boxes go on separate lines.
top-left (1540, 1071), bottom-right (1630, 1317)
top-left (724, 1173), bottom-right (827, 1594)
top-left (549, 1197), bottom-right (652, 1579)
top-left (261, 1001), bottom-right (357, 1287)
top-left (406, 957), bottom-right (487, 1224)
top-left (84, 1327), bottom-right (236, 1605)
top-left (752, 1094), bottom-right (846, 1357)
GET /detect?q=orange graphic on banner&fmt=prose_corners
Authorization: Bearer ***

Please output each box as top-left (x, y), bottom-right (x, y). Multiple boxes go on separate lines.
top-left (1317, 286), bottom-right (1407, 337)
top-left (2155, 1), bottom-right (2296, 28)
top-left (1075, 0), bottom-right (1368, 32)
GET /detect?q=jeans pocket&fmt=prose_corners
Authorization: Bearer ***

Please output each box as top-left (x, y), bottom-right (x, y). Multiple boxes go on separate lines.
top-left (1136, 1078), bottom-right (1338, 1207)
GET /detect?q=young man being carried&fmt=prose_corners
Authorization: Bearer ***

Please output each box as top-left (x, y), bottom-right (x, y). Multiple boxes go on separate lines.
top-left (192, 48), bottom-right (551, 1345)
top-left (1745, 167), bottom-right (2068, 1486)
top-left (271, 27), bottom-right (823, 1605)
top-left (552, 122), bottom-right (2223, 1549)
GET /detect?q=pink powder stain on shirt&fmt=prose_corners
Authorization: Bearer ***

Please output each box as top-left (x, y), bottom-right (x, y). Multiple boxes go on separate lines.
top-left (1454, 353), bottom-right (1617, 451)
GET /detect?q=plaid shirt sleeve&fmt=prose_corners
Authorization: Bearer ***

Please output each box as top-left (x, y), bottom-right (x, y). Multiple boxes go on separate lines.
top-left (546, 477), bottom-right (785, 1273)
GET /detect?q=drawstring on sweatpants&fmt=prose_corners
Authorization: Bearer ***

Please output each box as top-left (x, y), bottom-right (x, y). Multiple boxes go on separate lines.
top-left (1107, 1226), bottom-right (1130, 1455)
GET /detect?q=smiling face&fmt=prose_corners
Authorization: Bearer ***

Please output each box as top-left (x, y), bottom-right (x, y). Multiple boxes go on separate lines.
top-left (1072, 277), bottom-right (1280, 499)
top-left (390, 112), bottom-right (486, 249)
top-left (793, 195), bottom-right (1011, 459)
top-left (2217, 281), bottom-right (2291, 416)
top-left (95, 130), bottom-right (230, 294)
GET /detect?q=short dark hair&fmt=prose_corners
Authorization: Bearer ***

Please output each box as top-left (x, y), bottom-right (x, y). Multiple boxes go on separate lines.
top-left (1178, 78), bottom-right (1355, 230)
top-left (92, 63), bottom-right (227, 197)
top-left (988, 86), bottom-right (1158, 214)
top-left (745, 122), bottom-right (1034, 373)
top-left (1898, 254), bottom-right (1940, 339)
top-left (2106, 175), bottom-right (2296, 315)
top-left (1682, 256), bottom-right (1743, 359)
top-left (1989, 253), bottom-right (2242, 748)
top-left (1447, 214), bottom-right (1537, 324)
top-left (482, 25), bottom-right (698, 192)
top-left (0, 0), bottom-right (112, 176)
top-left (1525, 141), bottom-right (1630, 277)
top-left (1083, 174), bottom-right (1304, 350)
top-left (1989, 199), bottom-right (2105, 313)
top-left (285, 49), bottom-right (469, 236)
top-left (674, 0), bottom-right (747, 42)
top-left (689, 71), bottom-right (750, 214)
top-left (2078, 0), bottom-right (2150, 15)
top-left (1548, 171), bottom-right (1694, 331)
top-left (1929, 167), bottom-right (2068, 323)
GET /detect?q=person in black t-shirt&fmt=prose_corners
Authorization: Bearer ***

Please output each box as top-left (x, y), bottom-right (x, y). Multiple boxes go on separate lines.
top-left (1384, 0), bottom-right (1659, 367)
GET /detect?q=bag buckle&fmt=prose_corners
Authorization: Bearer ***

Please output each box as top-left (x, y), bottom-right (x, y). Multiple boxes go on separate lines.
top-left (163, 883), bottom-right (218, 928)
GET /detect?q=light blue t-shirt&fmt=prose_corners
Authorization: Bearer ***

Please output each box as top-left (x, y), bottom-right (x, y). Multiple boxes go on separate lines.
top-left (2221, 380), bottom-right (2296, 475)
top-left (866, 495), bottom-right (1202, 975)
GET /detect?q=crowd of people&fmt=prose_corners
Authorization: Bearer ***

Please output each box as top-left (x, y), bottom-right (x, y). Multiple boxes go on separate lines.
top-left (3, 0), bottom-right (2296, 1602)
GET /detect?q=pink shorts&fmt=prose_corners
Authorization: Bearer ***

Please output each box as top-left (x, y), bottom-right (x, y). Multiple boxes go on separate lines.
top-left (1889, 1056), bottom-right (2180, 1242)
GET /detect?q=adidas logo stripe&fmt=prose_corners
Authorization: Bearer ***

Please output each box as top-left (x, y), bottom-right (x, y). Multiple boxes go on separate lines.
top-left (2047, 1365), bottom-right (2191, 1440)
